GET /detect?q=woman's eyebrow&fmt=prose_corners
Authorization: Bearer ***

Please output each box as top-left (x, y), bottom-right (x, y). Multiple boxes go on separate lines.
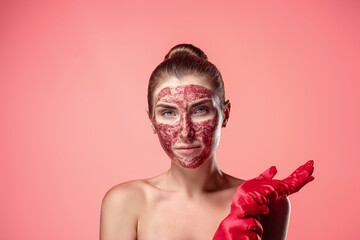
top-left (191, 99), bottom-right (212, 108)
top-left (155, 103), bottom-right (177, 110)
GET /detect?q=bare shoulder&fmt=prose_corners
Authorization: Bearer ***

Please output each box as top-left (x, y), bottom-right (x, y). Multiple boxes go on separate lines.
top-left (102, 180), bottom-right (147, 207)
top-left (270, 196), bottom-right (291, 212)
top-left (261, 197), bottom-right (291, 240)
top-left (100, 180), bottom-right (148, 240)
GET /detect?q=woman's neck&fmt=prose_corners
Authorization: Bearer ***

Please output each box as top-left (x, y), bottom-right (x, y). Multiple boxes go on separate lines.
top-left (164, 155), bottom-right (228, 197)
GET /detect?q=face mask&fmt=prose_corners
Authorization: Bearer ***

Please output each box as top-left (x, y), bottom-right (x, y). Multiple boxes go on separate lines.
top-left (153, 84), bottom-right (222, 168)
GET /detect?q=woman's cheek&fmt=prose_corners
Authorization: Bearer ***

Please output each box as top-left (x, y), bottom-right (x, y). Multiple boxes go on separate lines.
top-left (154, 122), bottom-right (179, 157)
top-left (194, 115), bottom-right (219, 154)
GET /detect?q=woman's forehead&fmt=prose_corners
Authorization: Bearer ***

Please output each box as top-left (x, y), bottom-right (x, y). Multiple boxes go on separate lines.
top-left (156, 85), bottom-right (213, 104)
top-left (153, 75), bottom-right (214, 101)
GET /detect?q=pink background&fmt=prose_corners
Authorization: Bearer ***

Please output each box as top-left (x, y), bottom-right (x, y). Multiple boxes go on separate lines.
top-left (1, 1), bottom-right (359, 239)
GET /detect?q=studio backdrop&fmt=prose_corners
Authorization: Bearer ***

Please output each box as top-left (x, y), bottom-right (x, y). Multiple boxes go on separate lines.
top-left (1, 1), bottom-right (359, 239)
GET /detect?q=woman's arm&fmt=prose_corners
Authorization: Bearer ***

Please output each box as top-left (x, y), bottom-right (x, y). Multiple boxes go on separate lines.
top-left (261, 197), bottom-right (290, 240)
top-left (100, 182), bottom-right (142, 240)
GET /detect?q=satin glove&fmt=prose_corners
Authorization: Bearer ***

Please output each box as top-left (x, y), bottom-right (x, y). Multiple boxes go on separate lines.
top-left (213, 160), bottom-right (314, 240)
top-left (232, 160), bottom-right (314, 218)
top-left (213, 214), bottom-right (263, 240)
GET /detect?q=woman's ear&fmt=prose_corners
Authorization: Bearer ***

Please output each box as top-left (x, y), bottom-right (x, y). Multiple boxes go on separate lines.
top-left (146, 108), bottom-right (157, 134)
top-left (222, 100), bottom-right (231, 127)
top-left (150, 123), bottom-right (157, 134)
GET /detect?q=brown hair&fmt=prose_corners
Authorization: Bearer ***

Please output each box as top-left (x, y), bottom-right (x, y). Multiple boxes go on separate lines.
top-left (147, 43), bottom-right (225, 117)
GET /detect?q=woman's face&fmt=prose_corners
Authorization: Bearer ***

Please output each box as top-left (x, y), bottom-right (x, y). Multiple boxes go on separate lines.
top-left (150, 75), bottom-right (225, 169)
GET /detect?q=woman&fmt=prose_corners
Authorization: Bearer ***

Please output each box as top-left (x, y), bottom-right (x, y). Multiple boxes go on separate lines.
top-left (100, 44), bottom-right (314, 240)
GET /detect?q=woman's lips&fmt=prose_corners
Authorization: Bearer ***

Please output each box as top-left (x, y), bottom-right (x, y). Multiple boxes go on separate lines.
top-left (174, 145), bottom-right (201, 156)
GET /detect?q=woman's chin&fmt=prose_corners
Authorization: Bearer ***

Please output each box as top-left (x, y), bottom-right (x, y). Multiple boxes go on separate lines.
top-left (173, 156), bottom-right (208, 169)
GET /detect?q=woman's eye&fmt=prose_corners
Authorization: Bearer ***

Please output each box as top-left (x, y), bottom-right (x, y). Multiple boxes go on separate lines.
top-left (162, 111), bottom-right (176, 117)
top-left (193, 107), bottom-right (209, 115)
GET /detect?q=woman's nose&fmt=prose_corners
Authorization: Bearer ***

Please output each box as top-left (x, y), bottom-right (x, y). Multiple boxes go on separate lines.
top-left (179, 114), bottom-right (195, 140)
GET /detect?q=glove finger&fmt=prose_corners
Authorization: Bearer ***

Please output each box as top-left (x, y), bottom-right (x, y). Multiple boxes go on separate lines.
top-left (236, 231), bottom-right (261, 240)
top-left (288, 160), bottom-right (314, 179)
top-left (229, 230), bottom-right (261, 240)
top-left (242, 204), bottom-right (269, 217)
top-left (282, 160), bottom-right (315, 193)
top-left (308, 175), bottom-right (315, 182)
top-left (244, 218), bottom-right (264, 238)
top-left (255, 166), bottom-right (277, 180)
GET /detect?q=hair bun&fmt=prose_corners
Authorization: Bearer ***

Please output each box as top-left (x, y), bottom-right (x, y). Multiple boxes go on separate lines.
top-left (165, 43), bottom-right (208, 61)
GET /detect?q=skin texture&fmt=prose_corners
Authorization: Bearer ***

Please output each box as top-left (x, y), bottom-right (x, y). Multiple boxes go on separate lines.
top-left (99, 75), bottom-right (290, 240)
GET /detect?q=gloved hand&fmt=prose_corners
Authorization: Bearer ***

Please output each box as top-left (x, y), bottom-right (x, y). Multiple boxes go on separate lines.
top-left (232, 160), bottom-right (314, 218)
top-left (213, 214), bottom-right (263, 240)
top-left (213, 160), bottom-right (314, 240)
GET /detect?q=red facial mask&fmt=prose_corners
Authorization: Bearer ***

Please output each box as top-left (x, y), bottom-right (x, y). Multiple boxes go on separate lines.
top-left (153, 85), bottom-right (221, 168)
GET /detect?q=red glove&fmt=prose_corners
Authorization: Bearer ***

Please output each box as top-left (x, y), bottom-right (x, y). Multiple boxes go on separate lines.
top-left (213, 215), bottom-right (263, 240)
top-left (213, 160), bottom-right (314, 240)
top-left (232, 160), bottom-right (314, 218)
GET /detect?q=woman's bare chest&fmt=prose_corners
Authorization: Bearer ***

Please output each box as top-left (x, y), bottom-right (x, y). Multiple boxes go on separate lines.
top-left (137, 193), bottom-right (232, 240)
